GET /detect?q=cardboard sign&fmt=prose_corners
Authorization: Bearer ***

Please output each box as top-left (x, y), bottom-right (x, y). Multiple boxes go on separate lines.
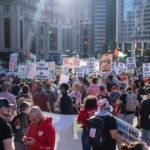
top-left (101, 54), bottom-right (113, 72)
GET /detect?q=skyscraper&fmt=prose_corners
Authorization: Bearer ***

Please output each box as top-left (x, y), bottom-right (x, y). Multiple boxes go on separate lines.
top-left (116, 0), bottom-right (150, 58)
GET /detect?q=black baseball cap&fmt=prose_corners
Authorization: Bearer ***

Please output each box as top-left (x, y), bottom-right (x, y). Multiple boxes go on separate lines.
top-left (0, 98), bottom-right (14, 108)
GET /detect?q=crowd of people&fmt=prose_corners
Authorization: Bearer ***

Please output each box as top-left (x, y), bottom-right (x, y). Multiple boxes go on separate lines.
top-left (0, 71), bottom-right (150, 150)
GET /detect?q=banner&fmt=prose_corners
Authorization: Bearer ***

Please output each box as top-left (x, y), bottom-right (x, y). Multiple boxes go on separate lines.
top-left (101, 54), bottom-right (113, 72)
top-left (49, 62), bottom-right (56, 80)
top-left (26, 63), bottom-right (36, 79)
top-left (115, 117), bottom-right (141, 143)
top-left (126, 57), bottom-right (136, 69)
top-left (60, 74), bottom-right (69, 84)
top-left (36, 62), bottom-right (50, 80)
top-left (143, 63), bottom-right (150, 77)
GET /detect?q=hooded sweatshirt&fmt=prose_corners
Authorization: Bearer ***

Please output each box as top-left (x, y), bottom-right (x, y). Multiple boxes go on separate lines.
top-left (26, 117), bottom-right (55, 150)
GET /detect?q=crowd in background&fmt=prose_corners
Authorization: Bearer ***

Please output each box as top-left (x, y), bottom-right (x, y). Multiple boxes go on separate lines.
top-left (0, 71), bottom-right (150, 150)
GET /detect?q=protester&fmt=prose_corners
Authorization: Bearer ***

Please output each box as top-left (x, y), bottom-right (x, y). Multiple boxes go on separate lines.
top-left (0, 82), bottom-right (17, 115)
top-left (32, 82), bottom-right (51, 112)
top-left (0, 98), bottom-right (15, 150)
top-left (77, 95), bottom-right (97, 150)
top-left (45, 84), bottom-right (56, 112)
top-left (86, 76), bottom-right (99, 96)
top-left (59, 83), bottom-right (73, 114)
top-left (97, 84), bottom-right (110, 101)
top-left (139, 87), bottom-right (150, 146)
top-left (11, 101), bottom-right (30, 150)
top-left (121, 141), bottom-right (148, 150)
top-left (106, 75), bottom-right (118, 92)
top-left (70, 82), bottom-right (82, 113)
top-left (135, 81), bottom-right (146, 128)
top-left (92, 98), bottom-right (124, 150)
top-left (116, 86), bottom-right (139, 125)
top-left (23, 106), bottom-right (56, 150)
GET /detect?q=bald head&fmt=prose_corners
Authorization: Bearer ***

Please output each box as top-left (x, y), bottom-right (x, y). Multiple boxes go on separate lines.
top-left (29, 106), bottom-right (41, 116)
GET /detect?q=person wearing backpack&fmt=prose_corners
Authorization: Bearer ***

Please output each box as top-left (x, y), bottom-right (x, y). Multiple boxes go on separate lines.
top-left (87, 98), bottom-right (124, 150)
top-left (116, 86), bottom-right (139, 125)
top-left (77, 95), bottom-right (97, 150)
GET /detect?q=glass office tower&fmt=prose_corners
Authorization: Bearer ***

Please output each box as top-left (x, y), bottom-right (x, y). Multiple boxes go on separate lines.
top-left (116, 0), bottom-right (150, 58)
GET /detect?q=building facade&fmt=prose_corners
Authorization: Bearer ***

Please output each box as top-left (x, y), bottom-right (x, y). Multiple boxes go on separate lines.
top-left (116, 0), bottom-right (150, 60)
top-left (0, 0), bottom-right (62, 64)
top-left (72, 0), bottom-right (116, 58)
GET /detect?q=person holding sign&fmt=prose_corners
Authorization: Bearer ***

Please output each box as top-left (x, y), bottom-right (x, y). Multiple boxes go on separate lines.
top-left (139, 87), bottom-right (150, 146)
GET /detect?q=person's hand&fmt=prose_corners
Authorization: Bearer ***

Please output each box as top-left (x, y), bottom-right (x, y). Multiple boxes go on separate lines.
top-left (22, 136), bottom-right (29, 145)
top-left (26, 137), bottom-right (36, 146)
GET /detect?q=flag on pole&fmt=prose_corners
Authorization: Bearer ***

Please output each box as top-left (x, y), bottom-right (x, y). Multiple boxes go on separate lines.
top-left (132, 40), bottom-right (137, 57)
top-left (114, 49), bottom-right (127, 59)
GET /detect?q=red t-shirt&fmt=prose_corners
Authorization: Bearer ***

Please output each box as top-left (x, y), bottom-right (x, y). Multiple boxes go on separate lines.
top-left (77, 107), bottom-right (97, 128)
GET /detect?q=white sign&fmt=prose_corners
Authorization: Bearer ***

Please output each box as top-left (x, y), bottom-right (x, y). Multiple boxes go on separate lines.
top-left (60, 74), bottom-right (69, 84)
top-left (115, 117), bottom-right (141, 143)
top-left (126, 57), bottom-right (136, 69)
top-left (110, 62), bottom-right (119, 75)
top-left (18, 65), bottom-right (26, 78)
top-left (26, 63), bottom-right (36, 79)
top-left (36, 62), bottom-right (50, 80)
top-left (143, 63), bottom-right (150, 77)
top-left (118, 62), bottom-right (126, 73)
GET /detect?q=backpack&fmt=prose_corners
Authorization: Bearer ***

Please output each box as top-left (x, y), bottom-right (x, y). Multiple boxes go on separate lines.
top-left (87, 116), bottom-right (107, 147)
top-left (125, 92), bottom-right (137, 112)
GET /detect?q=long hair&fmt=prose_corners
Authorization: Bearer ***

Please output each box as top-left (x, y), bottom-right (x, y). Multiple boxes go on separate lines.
top-left (84, 95), bottom-right (97, 109)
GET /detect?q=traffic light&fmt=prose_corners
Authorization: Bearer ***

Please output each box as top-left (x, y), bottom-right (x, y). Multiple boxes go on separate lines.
top-left (83, 38), bottom-right (88, 58)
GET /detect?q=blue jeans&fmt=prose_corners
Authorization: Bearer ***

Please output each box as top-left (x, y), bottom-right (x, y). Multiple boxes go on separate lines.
top-left (82, 128), bottom-right (91, 150)
top-left (119, 113), bottom-right (134, 125)
top-left (141, 129), bottom-right (150, 146)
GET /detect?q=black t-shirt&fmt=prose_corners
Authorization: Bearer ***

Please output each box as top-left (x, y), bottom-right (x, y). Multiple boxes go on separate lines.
top-left (92, 115), bottom-right (117, 150)
top-left (119, 93), bottom-right (134, 114)
top-left (137, 88), bottom-right (145, 103)
top-left (0, 117), bottom-right (13, 150)
top-left (139, 99), bottom-right (150, 129)
top-left (11, 112), bottom-right (30, 143)
top-left (60, 92), bottom-right (73, 114)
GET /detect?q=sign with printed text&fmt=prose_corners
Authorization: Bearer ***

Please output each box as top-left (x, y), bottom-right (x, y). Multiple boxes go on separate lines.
top-left (110, 62), bottom-right (119, 75)
top-left (115, 117), bottom-right (141, 143)
top-left (143, 63), bottom-right (150, 77)
top-left (101, 54), bottom-right (113, 72)
top-left (18, 65), bottom-right (26, 78)
top-left (36, 62), bottom-right (50, 80)
top-left (126, 57), bottom-right (136, 69)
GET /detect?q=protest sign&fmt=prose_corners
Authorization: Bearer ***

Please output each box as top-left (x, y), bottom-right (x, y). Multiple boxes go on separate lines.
top-left (18, 65), bottom-right (26, 78)
top-left (101, 54), bottom-right (113, 72)
top-left (110, 62), bottom-right (119, 75)
top-left (36, 62), bottom-right (50, 80)
top-left (26, 63), bottom-right (36, 79)
top-left (9, 53), bottom-right (18, 71)
top-left (143, 63), bottom-right (150, 77)
top-left (115, 117), bottom-right (141, 143)
top-left (126, 57), bottom-right (136, 69)
top-left (118, 62), bottom-right (126, 74)
top-left (60, 74), bottom-right (69, 84)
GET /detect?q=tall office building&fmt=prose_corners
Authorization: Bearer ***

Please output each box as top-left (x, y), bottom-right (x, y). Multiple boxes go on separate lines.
top-left (73, 0), bottom-right (116, 58)
top-left (116, 0), bottom-right (150, 58)
top-left (0, 0), bottom-right (62, 64)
